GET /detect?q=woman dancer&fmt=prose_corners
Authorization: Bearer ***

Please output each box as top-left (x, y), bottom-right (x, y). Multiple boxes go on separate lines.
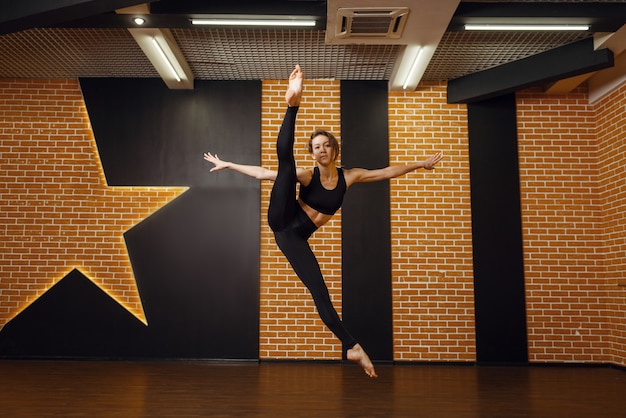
top-left (204, 65), bottom-right (442, 377)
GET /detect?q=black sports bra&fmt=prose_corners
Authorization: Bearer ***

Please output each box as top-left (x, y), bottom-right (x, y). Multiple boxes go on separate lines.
top-left (299, 167), bottom-right (346, 215)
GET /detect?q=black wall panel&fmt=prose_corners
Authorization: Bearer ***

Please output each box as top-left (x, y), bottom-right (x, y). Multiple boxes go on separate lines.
top-left (0, 269), bottom-right (150, 358)
top-left (0, 79), bottom-right (261, 360)
top-left (467, 93), bottom-right (528, 364)
top-left (125, 187), bottom-right (259, 359)
top-left (80, 78), bottom-right (261, 188)
top-left (340, 80), bottom-right (393, 362)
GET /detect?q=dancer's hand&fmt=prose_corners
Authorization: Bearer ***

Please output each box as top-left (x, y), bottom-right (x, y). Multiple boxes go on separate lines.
top-left (423, 152), bottom-right (442, 170)
top-left (203, 152), bottom-right (229, 172)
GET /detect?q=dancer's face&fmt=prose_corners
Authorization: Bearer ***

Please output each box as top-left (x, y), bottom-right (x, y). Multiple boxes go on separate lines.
top-left (310, 134), bottom-right (337, 164)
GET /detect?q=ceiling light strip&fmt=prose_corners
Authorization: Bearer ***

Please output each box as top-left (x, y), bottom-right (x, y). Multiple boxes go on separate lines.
top-left (403, 47), bottom-right (423, 90)
top-left (151, 37), bottom-right (182, 82)
top-left (190, 18), bottom-right (316, 27)
top-left (465, 24), bottom-right (590, 31)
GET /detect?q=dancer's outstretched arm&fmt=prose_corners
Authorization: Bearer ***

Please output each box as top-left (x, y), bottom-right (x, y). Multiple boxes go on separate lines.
top-left (204, 152), bottom-right (277, 180)
top-left (345, 151), bottom-right (442, 186)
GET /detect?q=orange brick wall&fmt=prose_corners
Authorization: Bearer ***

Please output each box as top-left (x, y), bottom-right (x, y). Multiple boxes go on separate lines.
top-left (388, 83), bottom-right (475, 361)
top-left (0, 78), bottom-right (186, 328)
top-left (594, 83), bottom-right (626, 366)
top-left (517, 86), bottom-right (624, 366)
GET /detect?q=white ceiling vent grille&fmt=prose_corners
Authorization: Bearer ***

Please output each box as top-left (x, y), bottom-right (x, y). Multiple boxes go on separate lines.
top-left (336, 7), bottom-right (409, 39)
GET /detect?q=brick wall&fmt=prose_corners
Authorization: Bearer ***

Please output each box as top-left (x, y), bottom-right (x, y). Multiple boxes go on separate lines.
top-left (0, 78), bottom-right (186, 327)
top-left (594, 83), bottom-right (626, 366)
top-left (517, 86), bottom-right (616, 364)
top-left (388, 83), bottom-right (475, 361)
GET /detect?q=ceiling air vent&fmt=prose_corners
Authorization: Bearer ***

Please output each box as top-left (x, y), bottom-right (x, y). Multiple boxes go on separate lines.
top-left (336, 7), bottom-right (409, 39)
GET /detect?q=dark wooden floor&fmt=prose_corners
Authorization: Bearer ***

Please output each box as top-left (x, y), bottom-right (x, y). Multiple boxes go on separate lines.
top-left (1, 360), bottom-right (625, 417)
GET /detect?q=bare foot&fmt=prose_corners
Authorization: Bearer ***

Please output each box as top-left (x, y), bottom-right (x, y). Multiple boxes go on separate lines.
top-left (347, 343), bottom-right (378, 378)
top-left (285, 64), bottom-right (303, 107)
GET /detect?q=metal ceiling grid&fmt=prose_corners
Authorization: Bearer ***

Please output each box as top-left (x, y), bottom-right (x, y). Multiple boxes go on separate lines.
top-left (0, 28), bottom-right (157, 79)
top-left (424, 30), bottom-right (592, 81)
top-left (2, 26), bottom-right (590, 82)
top-left (173, 28), bottom-right (399, 81)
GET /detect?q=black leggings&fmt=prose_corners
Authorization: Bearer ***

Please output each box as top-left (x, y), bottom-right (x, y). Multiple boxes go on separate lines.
top-left (268, 106), bottom-right (357, 351)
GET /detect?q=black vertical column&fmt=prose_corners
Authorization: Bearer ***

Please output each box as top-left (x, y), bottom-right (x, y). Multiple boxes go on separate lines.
top-left (467, 93), bottom-right (528, 364)
top-left (340, 81), bottom-right (392, 361)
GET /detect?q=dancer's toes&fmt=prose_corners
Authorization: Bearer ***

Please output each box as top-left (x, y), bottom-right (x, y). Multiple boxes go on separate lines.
top-left (285, 64), bottom-right (304, 107)
top-left (347, 344), bottom-right (378, 378)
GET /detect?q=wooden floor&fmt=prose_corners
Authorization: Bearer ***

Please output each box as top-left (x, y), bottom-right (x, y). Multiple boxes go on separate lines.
top-left (1, 360), bottom-right (625, 417)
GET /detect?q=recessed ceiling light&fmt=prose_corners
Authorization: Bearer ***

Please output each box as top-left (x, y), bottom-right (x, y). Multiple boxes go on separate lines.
top-left (133, 17), bottom-right (146, 25)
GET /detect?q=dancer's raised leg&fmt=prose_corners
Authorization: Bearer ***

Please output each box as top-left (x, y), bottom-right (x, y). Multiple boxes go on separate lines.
top-left (267, 65), bottom-right (303, 232)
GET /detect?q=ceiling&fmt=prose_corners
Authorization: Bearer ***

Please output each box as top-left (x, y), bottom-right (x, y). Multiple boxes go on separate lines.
top-left (1, 0), bottom-right (625, 96)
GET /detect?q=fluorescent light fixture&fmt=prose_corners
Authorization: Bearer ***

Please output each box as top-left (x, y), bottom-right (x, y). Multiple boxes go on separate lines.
top-left (465, 24), bottom-right (590, 31)
top-left (403, 47), bottom-right (423, 90)
top-left (389, 44), bottom-right (432, 91)
top-left (151, 37), bottom-right (181, 82)
top-left (128, 28), bottom-right (194, 89)
top-left (191, 18), bottom-right (316, 27)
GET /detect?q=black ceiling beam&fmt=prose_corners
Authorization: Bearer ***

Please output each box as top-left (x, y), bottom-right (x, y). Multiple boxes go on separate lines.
top-left (0, 0), bottom-right (149, 35)
top-left (149, 0), bottom-right (327, 16)
top-left (34, 0), bottom-right (327, 30)
top-left (447, 37), bottom-right (614, 104)
top-left (53, 13), bottom-right (326, 31)
top-left (448, 2), bottom-right (626, 32)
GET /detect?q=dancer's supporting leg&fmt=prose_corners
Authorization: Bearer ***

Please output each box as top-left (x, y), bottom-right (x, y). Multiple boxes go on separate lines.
top-left (273, 229), bottom-right (377, 378)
